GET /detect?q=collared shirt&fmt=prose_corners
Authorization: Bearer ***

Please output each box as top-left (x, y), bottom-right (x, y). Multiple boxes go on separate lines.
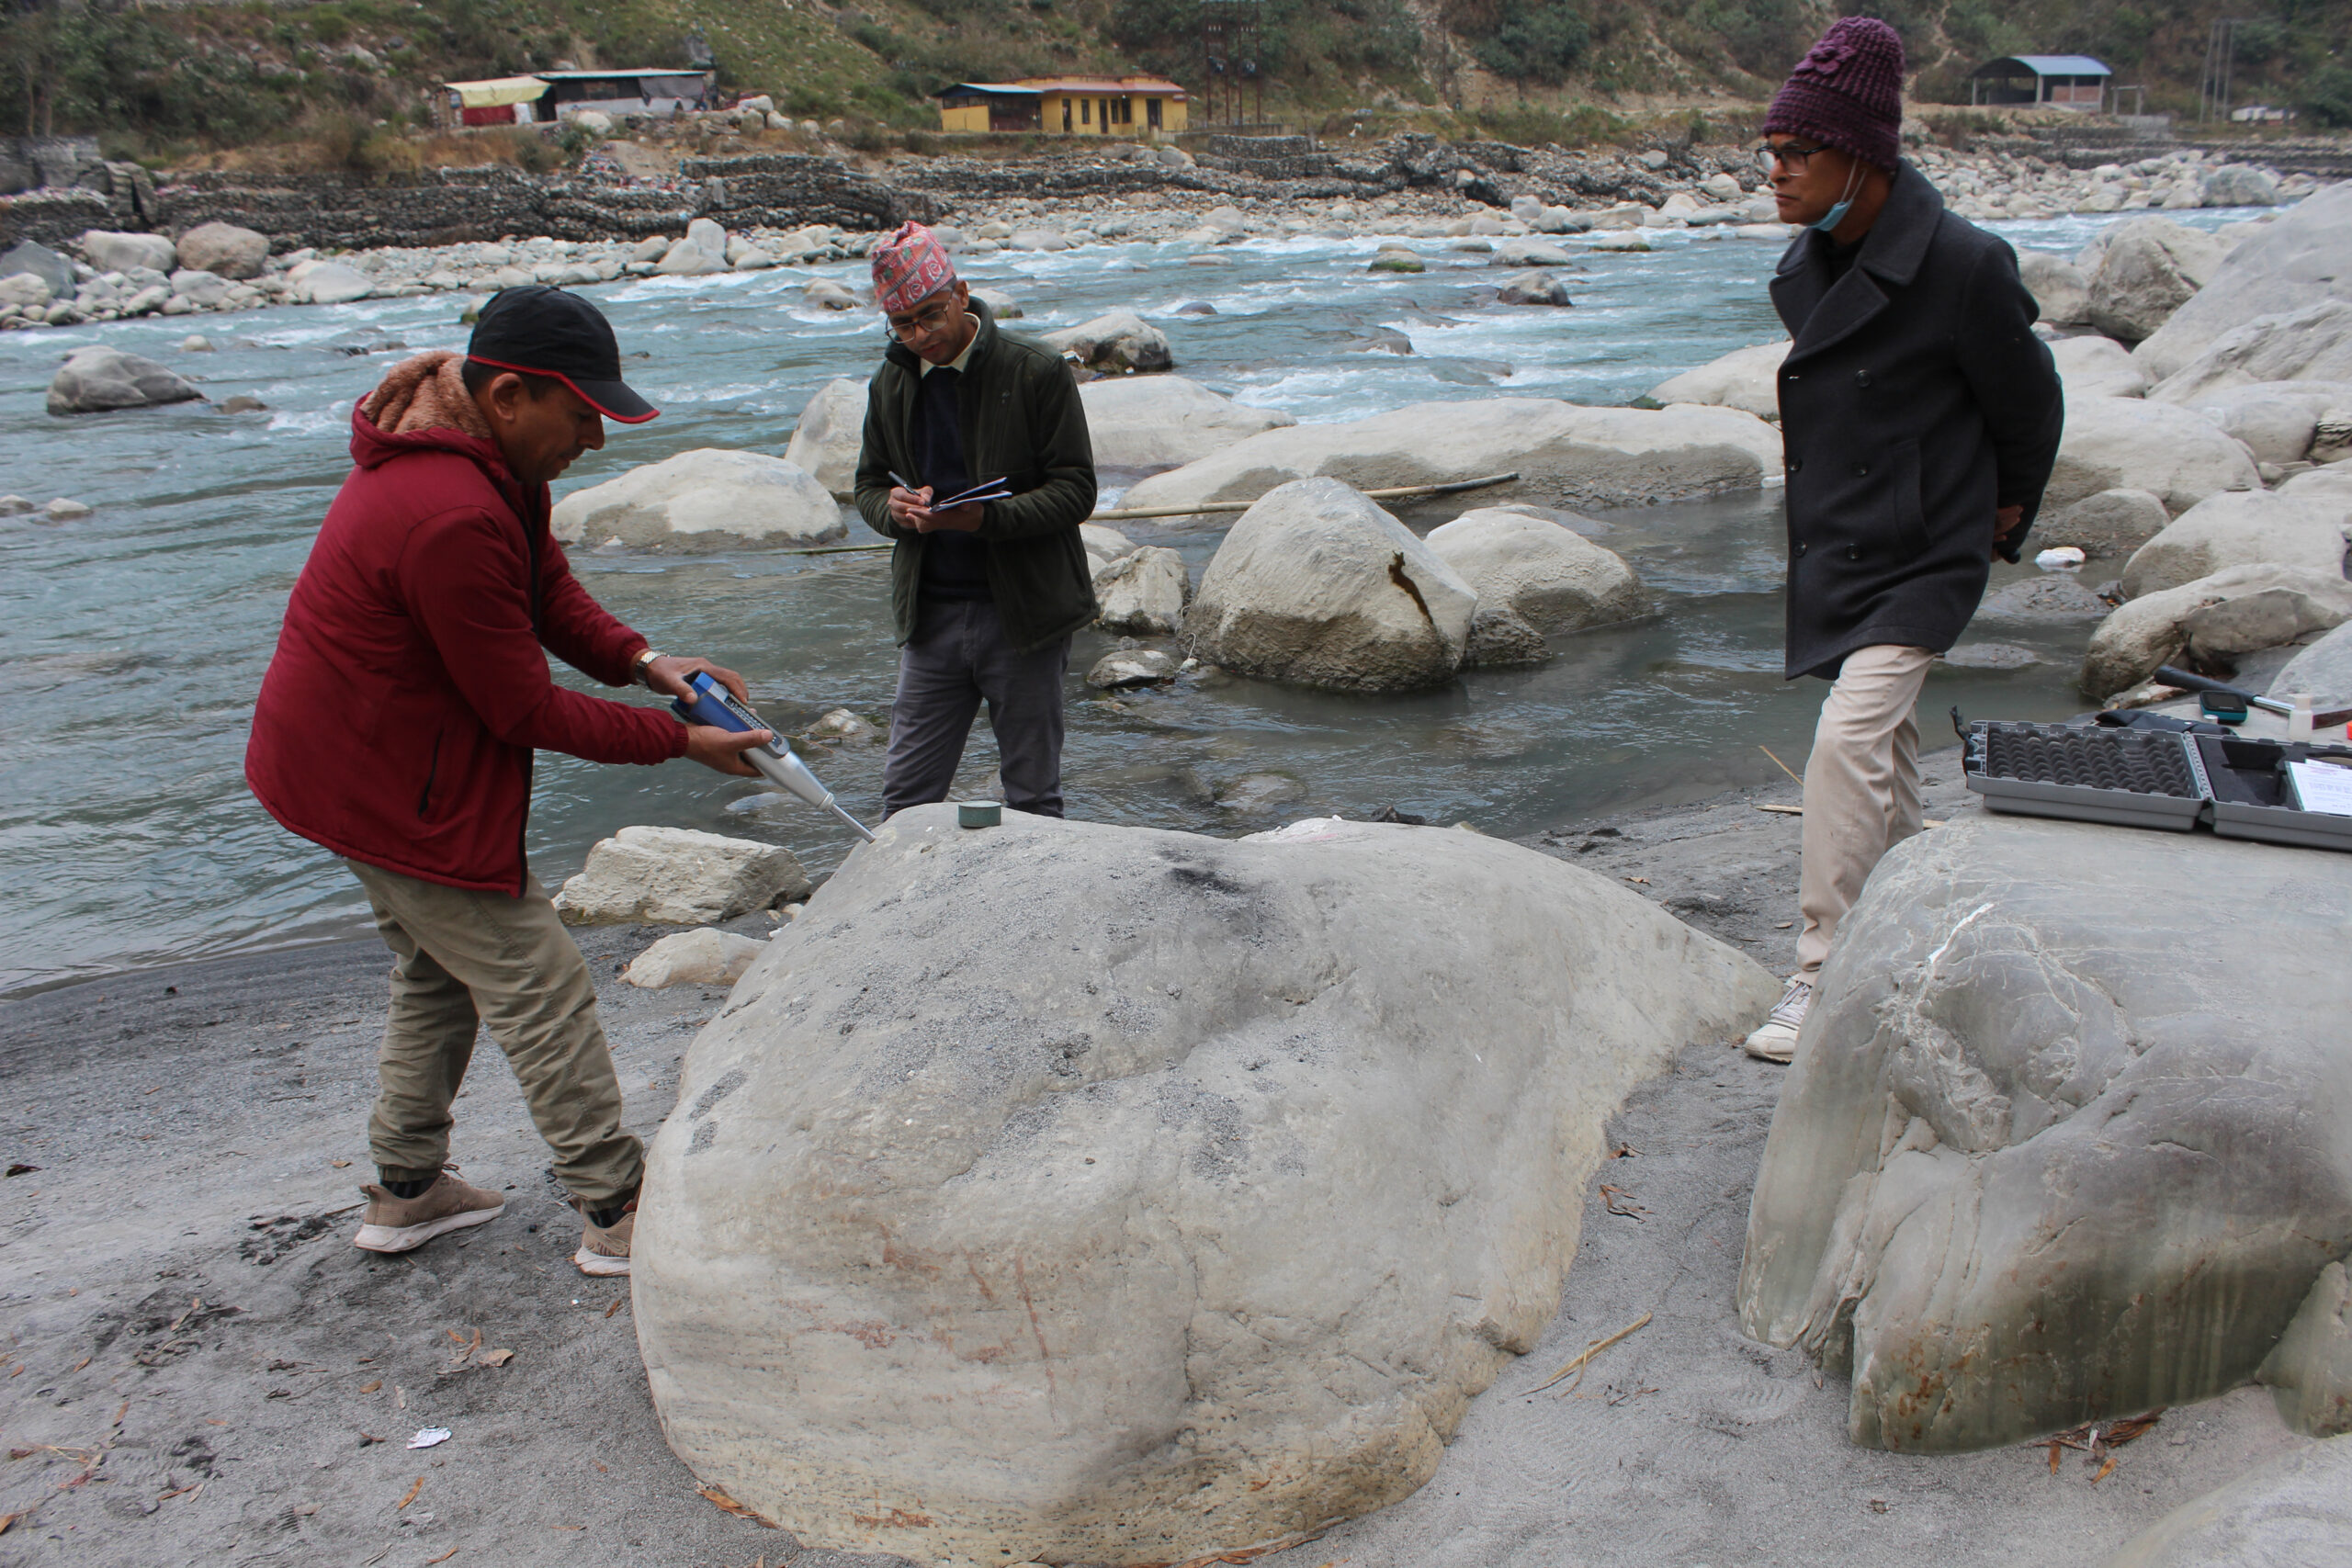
top-left (918, 315), bottom-right (983, 378)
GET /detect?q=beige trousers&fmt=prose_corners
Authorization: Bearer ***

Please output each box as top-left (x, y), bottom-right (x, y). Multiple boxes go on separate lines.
top-left (1795, 644), bottom-right (1934, 979)
top-left (346, 860), bottom-right (643, 1206)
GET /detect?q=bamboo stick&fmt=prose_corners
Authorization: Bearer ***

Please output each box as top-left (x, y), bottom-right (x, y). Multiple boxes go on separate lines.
top-left (1090, 470), bottom-right (1521, 522)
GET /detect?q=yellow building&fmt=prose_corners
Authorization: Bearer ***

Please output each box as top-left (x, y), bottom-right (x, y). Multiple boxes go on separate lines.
top-left (934, 76), bottom-right (1188, 136)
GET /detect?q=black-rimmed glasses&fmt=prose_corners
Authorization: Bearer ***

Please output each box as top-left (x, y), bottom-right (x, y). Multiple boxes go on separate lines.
top-left (1757, 141), bottom-right (1826, 173)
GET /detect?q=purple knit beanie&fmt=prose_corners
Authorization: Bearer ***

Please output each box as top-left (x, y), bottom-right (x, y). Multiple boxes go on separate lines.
top-left (1764, 17), bottom-right (1905, 173)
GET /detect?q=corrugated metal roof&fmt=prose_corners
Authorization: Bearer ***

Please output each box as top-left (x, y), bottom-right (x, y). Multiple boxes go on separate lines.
top-left (1979, 54), bottom-right (2113, 76)
top-left (1018, 77), bottom-right (1189, 98)
top-left (534, 69), bottom-right (711, 80)
top-left (936, 83), bottom-right (1046, 96)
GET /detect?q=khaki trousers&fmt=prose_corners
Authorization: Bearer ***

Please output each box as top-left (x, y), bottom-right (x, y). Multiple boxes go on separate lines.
top-left (346, 861), bottom-right (643, 1206)
top-left (1795, 644), bottom-right (1934, 979)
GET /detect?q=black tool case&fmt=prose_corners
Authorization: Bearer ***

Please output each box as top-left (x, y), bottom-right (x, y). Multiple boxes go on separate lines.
top-left (1962, 721), bottom-right (2352, 852)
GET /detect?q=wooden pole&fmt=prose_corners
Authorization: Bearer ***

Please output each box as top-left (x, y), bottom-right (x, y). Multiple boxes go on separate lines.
top-left (1090, 471), bottom-right (1521, 522)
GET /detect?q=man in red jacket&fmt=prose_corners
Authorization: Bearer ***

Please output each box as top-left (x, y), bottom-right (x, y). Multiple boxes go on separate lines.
top-left (247, 287), bottom-right (769, 1278)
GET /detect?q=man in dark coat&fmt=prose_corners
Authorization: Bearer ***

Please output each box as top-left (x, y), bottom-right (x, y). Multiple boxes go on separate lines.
top-left (1740, 18), bottom-right (2064, 1061)
top-left (854, 222), bottom-right (1098, 818)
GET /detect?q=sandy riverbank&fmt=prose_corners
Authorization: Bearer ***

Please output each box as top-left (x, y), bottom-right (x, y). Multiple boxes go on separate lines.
top-left (0, 761), bottom-right (2317, 1567)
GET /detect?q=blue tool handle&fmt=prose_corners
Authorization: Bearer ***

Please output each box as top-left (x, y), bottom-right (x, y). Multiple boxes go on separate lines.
top-left (671, 671), bottom-right (785, 757)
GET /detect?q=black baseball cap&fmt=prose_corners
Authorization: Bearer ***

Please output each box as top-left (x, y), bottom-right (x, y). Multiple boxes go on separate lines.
top-left (467, 285), bottom-right (658, 423)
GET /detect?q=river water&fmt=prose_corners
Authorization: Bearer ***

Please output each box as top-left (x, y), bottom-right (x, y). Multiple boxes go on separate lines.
top-left (0, 208), bottom-right (2253, 993)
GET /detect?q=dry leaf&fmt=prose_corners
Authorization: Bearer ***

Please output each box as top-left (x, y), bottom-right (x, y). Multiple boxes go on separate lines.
top-left (479, 1348), bottom-right (514, 1368)
top-left (359, 1433), bottom-right (383, 1446)
top-left (425, 1550), bottom-right (458, 1565)
top-left (397, 1476), bottom-right (424, 1510)
top-left (699, 1484), bottom-right (779, 1528)
top-left (550, 1524), bottom-right (584, 1531)
top-left (1623, 875), bottom-right (1649, 885)
top-left (2092, 1457), bottom-right (2117, 1484)
top-left (396, 1386), bottom-right (407, 1409)
top-left (445, 1328), bottom-right (468, 1347)
top-left (605, 1297), bottom-right (627, 1318)
top-left (359, 1380), bottom-right (381, 1394)
top-left (331, 1159), bottom-right (351, 1168)
top-left (205, 1418), bottom-right (227, 1427)
top-left (70, 1357), bottom-right (89, 1372)
top-left (167, 1297), bottom-right (202, 1333)
top-left (2048, 1440), bottom-right (2062, 1474)
top-left (0, 1510), bottom-right (18, 1536)
top-left (1599, 1184), bottom-right (1647, 1221)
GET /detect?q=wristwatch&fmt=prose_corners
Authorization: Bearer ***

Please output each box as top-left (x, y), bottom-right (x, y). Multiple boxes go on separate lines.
top-left (631, 648), bottom-right (665, 686)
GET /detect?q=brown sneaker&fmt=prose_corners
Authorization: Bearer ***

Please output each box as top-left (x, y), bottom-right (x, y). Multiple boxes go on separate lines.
top-left (353, 1171), bottom-right (505, 1254)
top-left (573, 1197), bottom-right (637, 1278)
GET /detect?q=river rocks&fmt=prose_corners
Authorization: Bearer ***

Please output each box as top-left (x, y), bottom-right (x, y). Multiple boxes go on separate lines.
top-left (1078, 376), bottom-right (1295, 469)
top-left (2034, 487), bottom-right (2170, 559)
top-left (1494, 269), bottom-right (1572, 307)
top-left (2079, 563), bottom-right (2352, 696)
top-left (1120, 400), bottom-right (1776, 520)
top-left (783, 377), bottom-right (868, 498)
top-left (1368, 252), bottom-right (1425, 274)
top-left (551, 449), bottom-right (846, 551)
top-left (658, 220), bottom-right (731, 276)
top-left (804, 277), bottom-right (860, 311)
top-left (624, 928), bottom-right (769, 989)
top-left (2199, 164), bottom-right (2281, 209)
top-left (2051, 334), bottom-right (2149, 400)
top-left (0, 240), bottom-right (74, 297)
top-left (2086, 217), bottom-right (2227, 344)
top-left (2119, 490), bottom-right (2351, 598)
top-left (1082, 522), bottom-right (1135, 574)
top-left (2259, 1264), bottom-right (2352, 1438)
top-left (1092, 546), bottom-right (1191, 636)
top-left (1006, 229), bottom-right (1070, 252)
top-left (1085, 646), bottom-right (1178, 688)
top-left (2043, 397), bottom-right (2261, 513)
top-left (0, 272), bottom-right (50, 310)
top-left (1648, 340), bottom-right (1789, 421)
top-left (1493, 238), bottom-right (1574, 268)
top-left (2160, 379), bottom-right (2350, 465)
top-left (969, 286), bottom-right (1021, 319)
top-left (45, 346), bottom-right (202, 416)
top-left (2271, 618), bottom-right (2352, 707)
top-left (1040, 310), bottom-right (1172, 374)
top-left (1737, 812), bottom-right (2352, 1453)
top-left (175, 220), bottom-right (268, 279)
top-left (289, 261), bottom-right (373, 305)
top-left (1976, 571), bottom-right (2111, 620)
top-left (168, 269), bottom-right (230, 310)
top-left (554, 826), bottom-right (811, 925)
top-left (635, 805), bottom-right (1776, 1562)
top-left (2145, 300), bottom-right (2352, 402)
top-left (77, 229), bottom-right (175, 275)
top-left (2134, 183), bottom-right (2352, 383)
top-left (2018, 252), bottom-right (2090, 326)
top-left (1425, 506), bottom-right (1644, 633)
top-left (1185, 478), bottom-right (1476, 693)
top-left (2102, 1438), bottom-right (2352, 1567)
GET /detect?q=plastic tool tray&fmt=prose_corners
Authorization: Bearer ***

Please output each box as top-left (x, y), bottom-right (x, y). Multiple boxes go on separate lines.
top-left (1962, 721), bottom-right (2352, 852)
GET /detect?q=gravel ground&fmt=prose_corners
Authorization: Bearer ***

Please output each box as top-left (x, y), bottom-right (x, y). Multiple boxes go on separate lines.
top-left (0, 762), bottom-right (2312, 1567)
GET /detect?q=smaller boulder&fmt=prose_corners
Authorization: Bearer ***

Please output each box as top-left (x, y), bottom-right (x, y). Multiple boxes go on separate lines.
top-left (658, 237), bottom-right (724, 276)
top-left (782, 377), bottom-right (868, 499)
top-left (1494, 269), bottom-right (1572, 307)
top-left (0, 241), bottom-right (74, 297)
top-left (2019, 253), bottom-right (2090, 325)
top-left (45, 346), bottom-right (202, 417)
top-left (2148, 301), bottom-right (2352, 401)
top-left (2270, 619), bottom-right (2352, 710)
top-left (551, 449), bottom-right (846, 551)
top-left (1367, 253), bottom-right (1425, 274)
top-left (970, 286), bottom-right (1021, 319)
top-left (2052, 335), bottom-right (2149, 400)
top-left (2166, 380), bottom-right (2348, 466)
top-left (1080, 522), bottom-right (1135, 573)
top-left (77, 229), bottom-right (175, 275)
top-left (804, 277), bottom-right (860, 311)
top-left (1425, 506), bottom-right (1645, 632)
top-left (1648, 340), bottom-right (1789, 422)
top-left (1040, 310), bottom-right (1172, 373)
top-left (1086, 647), bottom-right (1179, 689)
top-left (294, 262), bottom-right (374, 305)
top-left (1976, 573), bottom-right (2111, 620)
top-left (1460, 604), bottom-right (1549, 668)
top-left (2099, 1435), bottom-right (2352, 1568)
top-left (624, 928), bottom-right (768, 989)
top-left (2085, 217), bottom-right (2226, 343)
top-left (0, 272), bottom-right (51, 310)
top-left (2045, 396), bottom-right (2262, 513)
top-left (1092, 545), bottom-right (1191, 636)
top-left (1492, 239), bottom-right (1573, 268)
top-left (168, 269), bottom-right (231, 310)
top-left (554, 826), bottom-right (811, 925)
top-left (2120, 490), bottom-right (2350, 598)
top-left (2034, 487), bottom-right (2170, 559)
top-left (2199, 164), bottom-right (2280, 208)
top-left (43, 497), bottom-right (92, 520)
top-left (1006, 230), bottom-right (1070, 252)
top-left (174, 221), bottom-right (269, 280)
top-left (801, 708), bottom-right (880, 744)
top-left (2079, 563), bottom-right (2352, 696)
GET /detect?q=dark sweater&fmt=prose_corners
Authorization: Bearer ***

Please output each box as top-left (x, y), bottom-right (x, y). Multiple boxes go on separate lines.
top-left (911, 367), bottom-right (989, 602)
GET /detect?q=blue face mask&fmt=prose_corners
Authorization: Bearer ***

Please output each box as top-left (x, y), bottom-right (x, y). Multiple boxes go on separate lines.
top-left (1814, 164), bottom-right (1865, 233)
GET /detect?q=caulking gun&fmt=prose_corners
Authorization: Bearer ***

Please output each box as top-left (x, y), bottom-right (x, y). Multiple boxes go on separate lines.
top-left (671, 670), bottom-right (876, 842)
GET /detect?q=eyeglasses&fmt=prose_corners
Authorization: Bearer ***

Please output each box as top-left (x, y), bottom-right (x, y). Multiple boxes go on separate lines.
top-left (1758, 141), bottom-right (1827, 173)
top-left (888, 298), bottom-right (961, 341)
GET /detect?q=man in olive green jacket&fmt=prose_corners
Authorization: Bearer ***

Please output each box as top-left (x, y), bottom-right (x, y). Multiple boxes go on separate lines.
top-left (854, 225), bottom-right (1097, 818)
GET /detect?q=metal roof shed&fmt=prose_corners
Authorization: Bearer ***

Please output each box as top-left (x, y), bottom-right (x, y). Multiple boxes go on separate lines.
top-left (1969, 55), bottom-right (2113, 109)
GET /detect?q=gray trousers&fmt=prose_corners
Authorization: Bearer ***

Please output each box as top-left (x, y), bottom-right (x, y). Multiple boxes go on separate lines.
top-left (883, 597), bottom-right (1070, 818)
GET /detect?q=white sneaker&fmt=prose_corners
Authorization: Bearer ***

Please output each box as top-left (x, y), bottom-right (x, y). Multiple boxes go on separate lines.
top-left (1743, 976), bottom-right (1815, 1064)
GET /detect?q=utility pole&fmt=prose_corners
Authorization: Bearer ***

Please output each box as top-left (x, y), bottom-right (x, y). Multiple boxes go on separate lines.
top-left (2198, 19), bottom-right (2244, 124)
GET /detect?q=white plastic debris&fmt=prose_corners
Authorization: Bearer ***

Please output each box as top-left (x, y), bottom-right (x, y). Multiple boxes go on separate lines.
top-left (407, 1427), bottom-right (452, 1450)
top-left (2035, 546), bottom-right (2087, 570)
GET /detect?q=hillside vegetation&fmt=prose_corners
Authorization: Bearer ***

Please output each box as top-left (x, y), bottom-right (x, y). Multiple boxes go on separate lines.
top-left (0, 0), bottom-right (2343, 164)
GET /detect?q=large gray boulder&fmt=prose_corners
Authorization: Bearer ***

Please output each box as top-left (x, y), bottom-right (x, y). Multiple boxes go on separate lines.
top-left (1186, 478), bottom-right (1476, 692)
top-left (1092, 545), bottom-right (1191, 635)
top-left (2119, 489), bottom-right (2351, 598)
top-left (1040, 309), bottom-right (1172, 373)
top-left (2078, 562), bottom-right (2352, 696)
top-left (1737, 814), bottom-right (2352, 1453)
top-left (2134, 182), bottom-right (2352, 382)
top-left (2085, 216), bottom-right (2227, 344)
top-left (2018, 252), bottom-right (2091, 325)
top-left (288, 259), bottom-right (373, 305)
top-left (76, 228), bottom-right (175, 275)
top-left (782, 376), bottom-right (867, 499)
top-left (2035, 487), bottom-right (2169, 559)
top-left (2101, 1437), bottom-right (2352, 1568)
top-left (1079, 375), bottom-right (1295, 469)
top-left (551, 449), bottom-right (846, 551)
top-left (2044, 396), bottom-right (2262, 513)
top-left (1646, 339), bottom-right (1789, 421)
top-left (2199, 164), bottom-right (2281, 209)
top-left (1119, 399), bottom-right (1778, 522)
top-left (2271, 618), bottom-right (2352, 708)
top-left (2052, 334), bottom-right (2150, 400)
top-left (2154, 378), bottom-right (2351, 465)
top-left (636, 806), bottom-right (1777, 1562)
top-left (45, 346), bottom-right (202, 416)
top-left (173, 220), bottom-right (268, 280)
top-left (2145, 300), bottom-right (2352, 402)
top-left (0, 240), bottom-right (74, 297)
top-left (1423, 505), bottom-right (1645, 633)
top-left (553, 826), bottom-right (810, 924)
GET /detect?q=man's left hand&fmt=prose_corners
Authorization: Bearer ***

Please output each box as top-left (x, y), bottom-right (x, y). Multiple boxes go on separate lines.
top-left (641, 654), bottom-right (749, 702)
top-left (912, 501), bottom-right (986, 534)
top-left (1991, 504), bottom-right (2024, 558)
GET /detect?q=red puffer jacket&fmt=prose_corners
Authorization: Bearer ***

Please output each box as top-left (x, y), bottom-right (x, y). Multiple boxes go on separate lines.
top-left (247, 398), bottom-right (685, 894)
